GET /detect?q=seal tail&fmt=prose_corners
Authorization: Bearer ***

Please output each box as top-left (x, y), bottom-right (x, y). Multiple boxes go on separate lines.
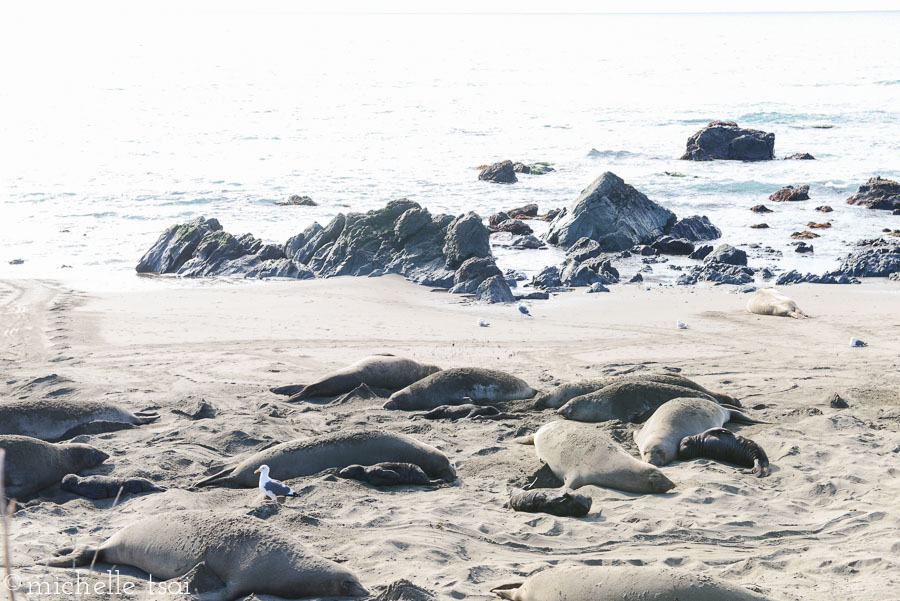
top-left (513, 434), bottom-right (535, 445)
top-left (45, 546), bottom-right (99, 568)
top-left (726, 408), bottom-right (770, 425)
top-left (788, 309), bottom-right (808, 319)
top-left (193, 467), bottom-right (237, 488)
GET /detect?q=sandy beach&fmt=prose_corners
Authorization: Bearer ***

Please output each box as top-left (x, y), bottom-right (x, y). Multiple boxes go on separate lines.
top-left (2, 275), bottom-right (899, 601)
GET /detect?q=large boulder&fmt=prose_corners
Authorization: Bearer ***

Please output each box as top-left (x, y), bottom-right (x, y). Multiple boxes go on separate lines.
top-left (478, 161), bottom-right (517, 184)
top-left (846, 176), bottom-right (900, 211)
top-left (443, 212), bottom-right (491, 269)
top-left (475, 275), bottom-right (516, 303)
top-left (666, 215), bottom-right (722, 241)
top-left (704, 244), bottom-right (747, 266)
top-left (136, 217), bottom-right (222, 274)
top-left (770, 185), bottom-right (810, 202)
top-left (545, 172), bottom-right (675, 251)
top-left (651, 236), bottom-right (695, 255)
top-left (492, 219), bottom-right (533, 236)
top-left (449, 257), bottom-right (503, 294)
top-left (680, 121), bottom-right (775, 161)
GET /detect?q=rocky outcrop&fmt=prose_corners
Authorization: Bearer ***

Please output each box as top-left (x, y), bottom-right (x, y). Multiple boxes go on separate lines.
top-left (507, 204), bottom-right (539, 219)
top-left (276, 195), bottom-right (317, 206)
top-left (776, 270), bottom-right (859, 285)
top-left (785, 153), bottom-right (815, 160)
top-left (794, 242), bottom-right (814, 254)
top-left (512, 162), bottom-right (555, 175)
top-left (751, 205), bottom-right (773, 213)
top-left (770, 185), bottom-right (810, 202)
top-left (136, 217), bottom-right (223, 274)
top-left (826, 238), bottom-right (900, 278)
top-left (680, 121), bottom-right (775, 161)
top-left (750, 223), bottom-right (769, 229)
top-left (651, 236), bottom-right (694, 255)
top-left (816, 206), bottom-right (833, 213)
top-left (545, 172), bottom-right (675, 251)
top-left (705, 244), bottom-right (747, 266)
top-left (475, 275), bottom-right (516, 303)
top-left (491, 219), bottom-right (533, 236)
top-left (846, 176), bottom-right (900, 211)
top-left (677, 243), bottom-right (753, 286)
top-left (666, 215), bottom-right (722, 241)
top-left (532, 266), bottom-right (562, 290)
top-left (449, 257), bottom-right (502, 294)
top-left (688, 245), bottom-right (713, 260)
top-left (478, 161), bottom-right (517, 184)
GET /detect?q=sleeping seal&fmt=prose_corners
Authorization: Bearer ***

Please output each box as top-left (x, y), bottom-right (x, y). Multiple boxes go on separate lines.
top-left (557, 381), bottom-right (717, 423)
top-left (535, 373), bottom-right (740, 409)
top-left (337, 462), bottom-right (442, 487)
top-left (273, 355), bottom-right (441, 401)
top-left (61, 474), bottom-right (167, 499)
top-left (508, 487), bottom-right (592, 517)
top-left (635, 397), bottom-right (767, 466)
top-left (491, 566), bottom-right (776, 601)
top-left (195, 430), bottom-right (456, 487)
top-left (516, 421), bottom-right (674, 494)
top-left (1, 435), bottom-right (109, 499)
top-left (384, 368), bottom-right (536, 410)
top-left (747, 287), bottom-right (807, 318)
top-left (0, 399), bottom-right (159, 442)
top-left (679, 427), bottom-right (771, 477)
top-left (46, 510), bottom-right (368, 601)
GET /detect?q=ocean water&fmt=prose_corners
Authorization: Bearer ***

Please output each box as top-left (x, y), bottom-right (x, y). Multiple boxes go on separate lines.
top-left (2, 8), bottom-right (899, 289)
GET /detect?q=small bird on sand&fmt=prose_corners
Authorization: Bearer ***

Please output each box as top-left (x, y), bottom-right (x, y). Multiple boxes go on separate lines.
top-left (849, 337), bottom-right (868, 348)
top-left (477, 318), bottom-right (490, 327)
top-left (517, 302), bottom-right (532, 317)
top-left (253, 464), bottom-right (299, 504)
top-left (676, 320), bottom-right (688, 329)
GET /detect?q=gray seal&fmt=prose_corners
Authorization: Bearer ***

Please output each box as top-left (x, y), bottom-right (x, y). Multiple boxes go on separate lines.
top-left (195, 430), bottom-right (456, 487)
top-left (679, 427), bottom-right (771, 477)
top-left (634, 397), bottom-right (767, 466)
top-left (0, 399), bottom-right (159, 442)
top-left (508, 487), bottom-right (592, 517)
top-left (516, 421), bottom-right (674, 494)
top-left (45, 510), bottom-right (368, 601)
top-left (61, 474), bottom-right (167, 499)
top-left (273, 355), bottom-right (441, 401)
top-left (1, 435), bottom-right (109, 499)
top-left (337, 462), bottom-right (442, 487)
top-left (534, 373), bottom-right (740, 409)
top-left (385, 368), bottom-right (536, 410)
top-left (491, 566), bottom-right (776, 601)
top-left (746, 287), bottom-right (807, 318)
top-left (557, 381), bottom-right (718, 423)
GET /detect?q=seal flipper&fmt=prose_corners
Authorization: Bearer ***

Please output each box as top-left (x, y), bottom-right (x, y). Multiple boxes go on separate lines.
top-left (725, 408), bottom-right (769, 425)
top-left (193, 467), bottom-right (239, 488)
top-left (45, 546), bottom-right (99, 568)
top-left (490, 583), bottom-right (523, 600)
top-left (270, 384), bottom-right (305, 396)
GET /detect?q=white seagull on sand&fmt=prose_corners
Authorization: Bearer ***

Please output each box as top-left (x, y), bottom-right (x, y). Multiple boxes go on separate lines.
top-left (676, 320), bottom-right (688, 329)
top-left (254, 464), bottom-right (299, 504)
top-left (517, 302), bottom-right (532, 317)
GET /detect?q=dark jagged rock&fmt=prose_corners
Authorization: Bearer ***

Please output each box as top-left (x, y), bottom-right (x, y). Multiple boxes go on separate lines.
top-left (791, 230), bottom-right (820, 240)
top-left (770, 184), bottom-right (810, 202)
top-left (688, 245), bottom-right (713, 260)
top-left (560, 263), bottom-right (604, 287)
top-left (785, 153), bottom-right (815, 160)
top-left (705, 244), bottom-right (747, 266)
top-left (666, 215), bottom-right (722, 241)
top-left (475, 275), bottom-right (516, 303)
top-left (478, 160), bottom-right (517, 184)
top-left (565, 237), bottom-right (603, 263)
top-left (276, 194), bottom-right (317, 206)
top-left (828, 393), bottom-right (850, 409)
top-left (488, 211), bottom-right (511, 227)
top-left (846, 176), bottom-right (900, 211)
top-left (680, 121), bottom-right (775, 161)
top-left (651, 236), bottom-right (695, 255)
top-left (532, 265), bottom-right (562, 289)
top-left (536, 208), bottom-right (562, 221)
top-left (629, 273), bottom-right (643, 283)
top-left (136, 217), bottom-right (222, 274)
top-left (545, 172), bottom-right (675, 251)
top-left (517, 291), bottom-right (550, 300)
top-left (816, 206), bottom-right (834, 213)
top-left (510, 234), bottom-right (545, 249)
top-left (449, 257), bottom-right (502, 294)
top-left (776, 270), bottom-right (859, 285)
top-left (826, 238), bottom-right (900, 278)
top-left (443, 212), bottom-right (491, 269)
top-left (513, 162), bottom-right (555, 175)
top-left (508, 204), bottom-right (539, 219)
top-left (492, 219), bottom-right (533, 236)
top-left (751, 205), bottom-right (774, 213)
top-left (794, 242), bottom-right (814, 253)
top-left (750, 223), bottom-right (769, 229)
top-left (677, 263), bottom-right (755, 286)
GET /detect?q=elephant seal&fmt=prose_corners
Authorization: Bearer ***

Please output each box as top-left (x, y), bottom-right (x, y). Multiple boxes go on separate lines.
top-left (61, 474), bottom-right (166, 499)
top-left (275, 355), bottom-right (441, 401)
top-left (195, 430), bottom-right (456, 487)
top-left (0, 435), bottom-right (109, 499)
top-left (679, 427), bottom-right (771, 477)
top-left (508, 487), bottom-right (592, 517)
top-left (557, 381), bottom-right (718, 423)
top-left (0, 399), bottom-right (159, 442)
top-left (516, 421), bottom-right (674, 494)
top-left (535, 373), bottom-right (740, 409)
top-left (419, 404), bottom-right (505, 420)
top-left (491, 566), bottom-right (775, 601)
top-left (385, 368), bottom-right (536, 410)
top-left (46, 510), bottom-right (368, 601)
top-left (337, 462), bottom-right (442, 487)
top-left (747, 287), bottom-right (807, 318)
top-left (635, 397), bottom-right (767, 466)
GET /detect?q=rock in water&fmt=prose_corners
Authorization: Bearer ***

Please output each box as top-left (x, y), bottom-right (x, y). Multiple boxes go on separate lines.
top-left (785, 152), bottom-right (815, 160)
top-left (136, 217), bottom-right (222, 274)
top-left (545, 172), bottom-right (675, 251)
top-left (846, 176), bottom-right (900, 211)
top-left (479, 160), bottom-right (518, 184)
top-left (770, 184), bottom-right (810, 202)
top-left (680, 120), bottom-right (775, 161)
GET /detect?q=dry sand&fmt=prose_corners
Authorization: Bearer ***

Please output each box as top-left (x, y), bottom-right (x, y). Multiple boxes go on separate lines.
top-left (2, 275), bottom-right (899, 601)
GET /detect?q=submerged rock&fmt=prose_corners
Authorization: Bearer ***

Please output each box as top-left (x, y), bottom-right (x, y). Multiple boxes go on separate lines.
top-left (816, 205), bottom-right (834, 213)
top-left (276, 194), bottom-right (317, 206)
top-left (512, 162), bottom-right (555, 175)
top-left (846, 176), bottom-right (900, 211)
top-left (680, 121), bottom-right (775, 161)
top-left (785, 152), bottom-right (815, 160)
top-left (751, 205), bottom-right (774, 213)
top-left (478, 160), bottom-right (517, 184)
top-left (770, 184), bottom-right (810, 202)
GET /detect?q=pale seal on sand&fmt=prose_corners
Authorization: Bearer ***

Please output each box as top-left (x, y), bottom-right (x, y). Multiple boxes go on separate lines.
top-left (46, 510), bottom-right (368, 601)
top-left (534, 373), bottom-right (740, 409)
top-left (557, 381), bottom-right (718, 423)
top-left (272, 354), bottom-right (441, 401)
top-left (0, 435), bottom-right (109, 499)
top-left (635, 397), bottom-right (767, 466)
top-left (384, 368), bottom-right (536, 410)
top-left (195, 430), bottom-right (456, 487)
top-left (61, 474), bottom-right (166, 499)
top-left (491, 566), bottom-right (776, 601)
top-left (337, 462), bottom-right (442, 487)
top-left (679, 427), bottom-right (771, 477)
top-left (747, 287), bottom-right (807, 318)
top-left (0, 399), bottom-right (159, 442)
top-left (508, 487), bottom-right (592, 517)
top-left (516, 421), bottom-right (674, 494)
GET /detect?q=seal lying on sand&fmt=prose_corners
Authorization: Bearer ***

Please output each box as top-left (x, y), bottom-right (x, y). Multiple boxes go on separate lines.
top-left (634, 397), bottom-right (767, 466)
top-left (679, 427), bottom-right (771, 476)
top-left (508, 487), bottom-right (592, 517)
top-left (272, 355), bottom-right (441, 401)
top-left (557, 381), bottom-right (719, 423)
top-left (534, 373), bottom-right (739, 409)
top-left (747, 287), bottom-right (807, 318)
top-left (491, 566), bottom-right (776, 601)
top-left (61, 474), bottom-right (167, 499)
top-left (46, 511), bottom-right (368, 601)
top-left (337, 462), bottom-right (442, 487)
top-left (1, 435), bottom-right (109, 499)
top-left (516, 421), bottom-right (674, 494)
top-left (0, 399), bottom-right (159, 442)
top-left (385, 368), bottom-right (536, 410)
top-left (195, 430), bottom-right (456, 487)
top-left (419, 404), bottom-right (505, 420)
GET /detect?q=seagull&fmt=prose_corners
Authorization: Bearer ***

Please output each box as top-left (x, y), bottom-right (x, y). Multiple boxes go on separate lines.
top-left (676, 320), bottom-right (688, 330)
top-left (517, 302), bottom-right (532, 317)
top-left (849, 337), bottom-right (868, 348)
top-left (253, 464), bottom-right (298, 504)
top-left (477, 318), bottom-right (490, 327)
